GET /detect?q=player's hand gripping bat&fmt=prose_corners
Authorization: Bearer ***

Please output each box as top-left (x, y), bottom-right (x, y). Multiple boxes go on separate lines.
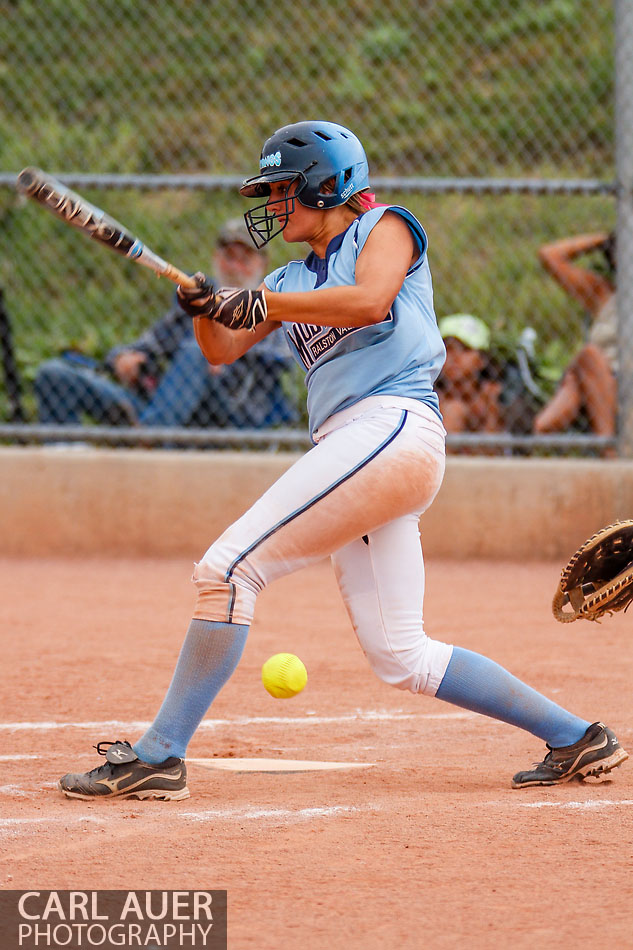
top-left (16, 167), bottom-right (197, 288)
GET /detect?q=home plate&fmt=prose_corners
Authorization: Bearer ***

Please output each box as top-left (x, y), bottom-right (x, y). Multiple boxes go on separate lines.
top-left (189, 758), bottom-right (375, 773)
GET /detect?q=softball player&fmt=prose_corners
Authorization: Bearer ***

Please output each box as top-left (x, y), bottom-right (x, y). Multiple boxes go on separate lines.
top-left (59, 121), bottom-right (627, 801)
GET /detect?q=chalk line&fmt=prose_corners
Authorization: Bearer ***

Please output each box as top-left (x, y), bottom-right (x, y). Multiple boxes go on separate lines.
top-left (179, 804), bottom-right (366, 822)
top-left (0, 754), bottom-right (39, 760)
top-left (0, 803), bottom-right (371, 833)
top-left (0, 710), bottom-right (474, 732)
top-left (0, 785), bottom-right (26, 797)
top-left (0, 815), bottom-right (107, 829)
top-left (485, 799), bottom-right (633, 811)
top-left (517, 799), bottom-right (633, 809)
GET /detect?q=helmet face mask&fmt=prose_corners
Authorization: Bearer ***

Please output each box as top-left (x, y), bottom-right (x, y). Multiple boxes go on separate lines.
top-left (244, 176), bottom-right (304, 249)
top-left (240, 121), bottom-right (370, 247)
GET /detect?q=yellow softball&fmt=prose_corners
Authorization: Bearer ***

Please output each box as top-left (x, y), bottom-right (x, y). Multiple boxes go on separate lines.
top-left (261, 653), bottom-right (308, 698)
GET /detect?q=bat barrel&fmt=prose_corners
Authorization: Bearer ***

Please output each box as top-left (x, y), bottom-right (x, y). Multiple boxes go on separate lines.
top-left (16, 167), bottom-right (197, 288)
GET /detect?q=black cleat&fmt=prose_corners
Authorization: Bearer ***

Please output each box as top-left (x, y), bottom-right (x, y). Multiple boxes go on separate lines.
top-left (512, 722), bottom-right (628, 788)
top-left (58, 740), bottom-right (189, 801)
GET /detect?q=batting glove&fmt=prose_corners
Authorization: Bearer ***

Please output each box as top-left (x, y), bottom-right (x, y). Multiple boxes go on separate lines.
top-left (210, 287), bottom-right (268, 332)
top-left (176, 272), bottom-right (216, 317)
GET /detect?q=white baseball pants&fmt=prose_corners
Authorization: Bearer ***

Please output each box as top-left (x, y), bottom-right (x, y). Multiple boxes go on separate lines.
top-left (193, 396), bottom-right (454, 695)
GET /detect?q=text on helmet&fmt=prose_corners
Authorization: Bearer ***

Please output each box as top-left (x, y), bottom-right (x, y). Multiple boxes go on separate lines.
top-left (260, 151), bottom-right (282, 169)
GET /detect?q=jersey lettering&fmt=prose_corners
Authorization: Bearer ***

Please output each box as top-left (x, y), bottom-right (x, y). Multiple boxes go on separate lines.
top-left (287, 312), bottom-right (393, 370)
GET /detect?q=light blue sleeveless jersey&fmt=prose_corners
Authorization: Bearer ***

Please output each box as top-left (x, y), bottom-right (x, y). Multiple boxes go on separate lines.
top-left (263, 205), bottom-right (446, 439)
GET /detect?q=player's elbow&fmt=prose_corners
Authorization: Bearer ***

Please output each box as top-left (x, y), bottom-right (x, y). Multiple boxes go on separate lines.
top-left (193, 316), bottom-right (233, 365)
top-left (196, 342), bottom-right (228, 366)
top-left (357, 290), bottom-right (395, 325)
top-left (363, 305), bottom-right (392, 325)
top-left (219, 350), bottom-right (241, 366)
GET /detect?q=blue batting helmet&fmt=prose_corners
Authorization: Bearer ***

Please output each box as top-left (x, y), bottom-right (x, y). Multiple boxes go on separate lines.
top-left (240, 120), bottom-right (370, 246)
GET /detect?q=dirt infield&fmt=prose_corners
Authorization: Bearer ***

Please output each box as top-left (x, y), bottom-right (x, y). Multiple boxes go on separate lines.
top-left (1, 555), bottom-right (632, 949)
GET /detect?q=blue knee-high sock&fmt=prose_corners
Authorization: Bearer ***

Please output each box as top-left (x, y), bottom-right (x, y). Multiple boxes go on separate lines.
top-left (435, 647), bottom-right (590, 748)
top-left (134, 619), bottom-right (248, 764)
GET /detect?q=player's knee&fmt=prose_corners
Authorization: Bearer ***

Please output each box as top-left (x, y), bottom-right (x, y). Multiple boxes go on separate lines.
top-left (192, 534), bottom-right (265, 626)
top-left (195, 537), bottom-right (263, 593)
top-left (365, 636), bottom-right (451, 695)
top-left (192, 551), bottom-right (223, 595)
top-left (367, 653), bottom-right (426, 692)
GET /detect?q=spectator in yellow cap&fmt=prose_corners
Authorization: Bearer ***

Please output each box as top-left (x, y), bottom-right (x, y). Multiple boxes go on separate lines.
top-left (436, 314), bottom-right (503, 435)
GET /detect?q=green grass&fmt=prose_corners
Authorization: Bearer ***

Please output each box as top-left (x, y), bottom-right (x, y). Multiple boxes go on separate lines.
top-left (0, 186), bottom-right (614, 421)
top-left (0, 0), bottom-right (616, 421)
top-left (0, 1), bottom-right (613, 175)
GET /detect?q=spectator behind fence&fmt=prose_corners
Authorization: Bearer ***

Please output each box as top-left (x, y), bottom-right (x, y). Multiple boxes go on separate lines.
top-left (34, 218), bottom-right (298, 429)
top-left (436, 314), bottom-right (503, 434)
top-left (532, 231), bottom-right (616, 437)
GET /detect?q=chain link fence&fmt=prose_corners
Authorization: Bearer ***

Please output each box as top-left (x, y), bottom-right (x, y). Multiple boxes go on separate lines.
top-left (0, 0), bottom-right (619, 453)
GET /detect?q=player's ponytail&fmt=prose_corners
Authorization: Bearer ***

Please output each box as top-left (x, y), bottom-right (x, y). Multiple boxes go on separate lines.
top-left (346, 191), bottom-right (378, 215)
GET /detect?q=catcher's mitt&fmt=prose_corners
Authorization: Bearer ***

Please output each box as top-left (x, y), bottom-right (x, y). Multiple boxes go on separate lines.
top-left (553, 520), bottom-right (633, 622)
